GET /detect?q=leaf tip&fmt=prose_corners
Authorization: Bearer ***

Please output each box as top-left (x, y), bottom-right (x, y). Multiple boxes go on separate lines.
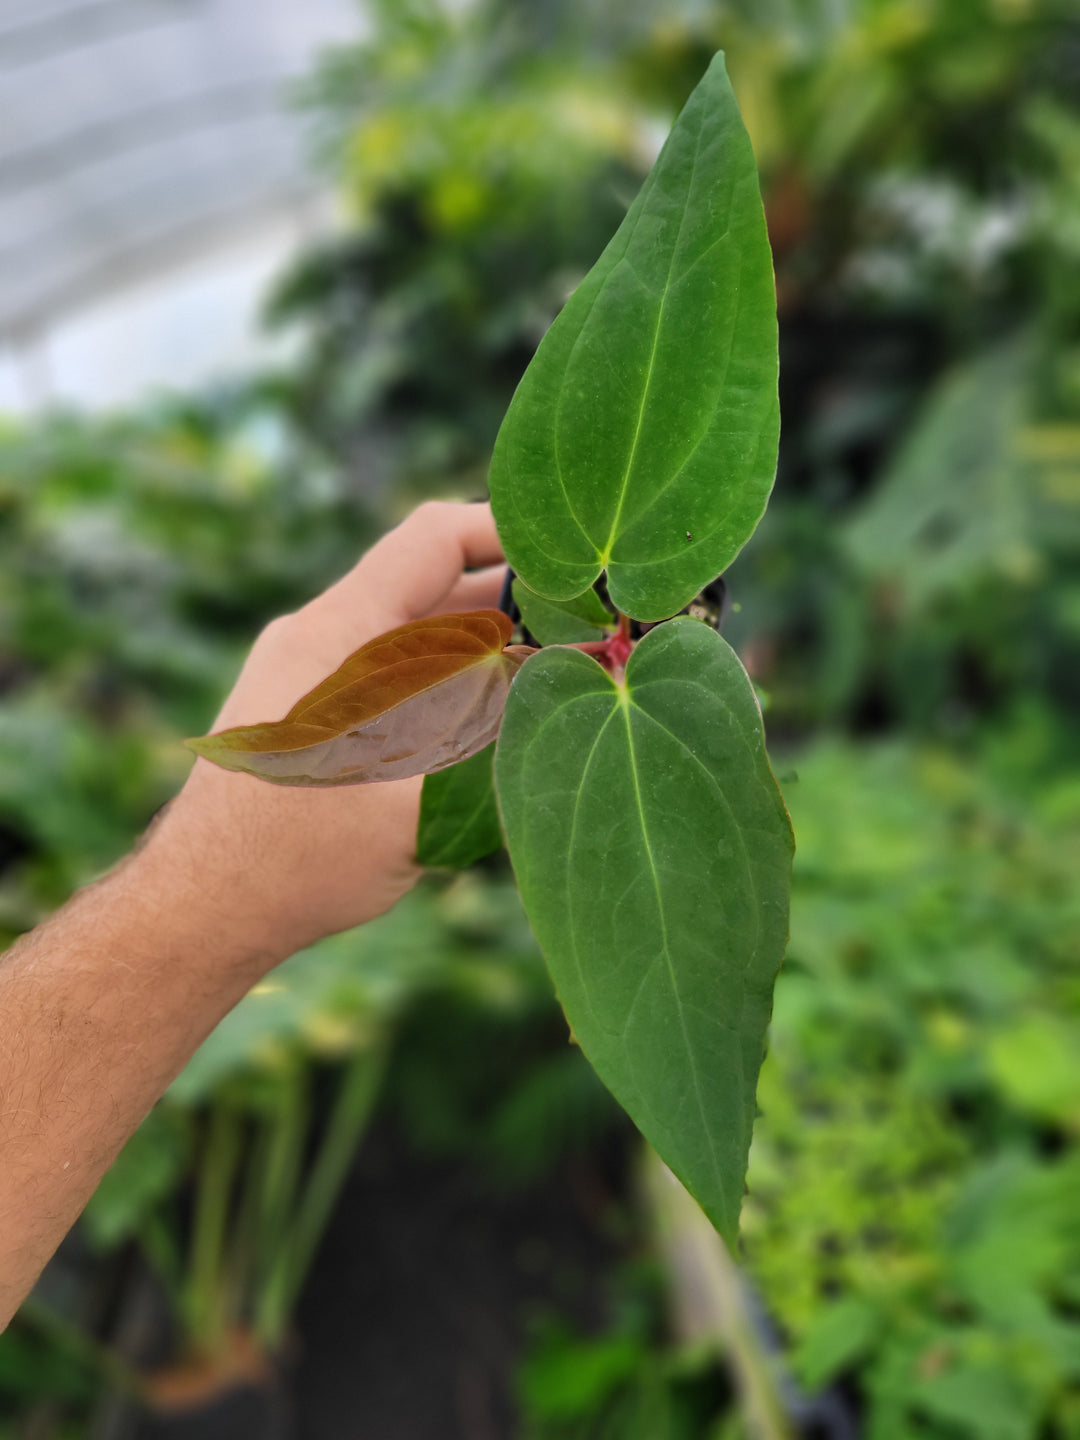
top-left (184, 733), bottom-right (229, 767)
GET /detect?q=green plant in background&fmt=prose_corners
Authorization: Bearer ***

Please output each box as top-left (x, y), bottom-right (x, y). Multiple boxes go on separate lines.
top-left (744, 743), bottom-right (1080, 1438)
top-left (0, 397), bottom-right (377, 924)
top-left (192, 54), bottom-right (794, 1247)
top-left (268, 0), bottom-right (651, 492)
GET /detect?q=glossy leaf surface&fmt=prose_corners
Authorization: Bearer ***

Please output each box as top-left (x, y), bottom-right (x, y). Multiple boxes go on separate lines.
top-left (188, 612), bottom-right (528, 787)
top-left (489, 53), bottom-right (779, 621)
top-left (512, 578), bottom-right (614, 646)
top-left (495, 618), bottom-right (793, 1241)
top-left (416, 743), bottom-right (502, 867)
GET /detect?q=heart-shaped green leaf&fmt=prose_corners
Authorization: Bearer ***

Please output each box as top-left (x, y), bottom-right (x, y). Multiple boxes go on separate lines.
top-left (512, 577), bottom-right (615, 646)
top-left (416, 743), bottom-right (503, 868)
top-left (489, 53), bottom-right (779, 622)
top-left (188, 611), bottom-right (529, 787)
top-left (495, 617), bottom-right (793, 1242)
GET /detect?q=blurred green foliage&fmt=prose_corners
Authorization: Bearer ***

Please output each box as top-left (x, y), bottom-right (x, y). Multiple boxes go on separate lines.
top-left (2, 0), bottom-right (1080, 1435)
top-left (748, 742), bottom-right (1080, 1437)
top-left (0, 397), bottom-right (377, 920)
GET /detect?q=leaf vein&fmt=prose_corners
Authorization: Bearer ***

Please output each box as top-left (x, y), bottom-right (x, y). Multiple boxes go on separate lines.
top-left (562, 704), bottom-right (622, 1031)
top-left (627, 697), bottom-right (763, 973)
top-left (602, 107), bottom-right (708, 560)
top-left (620, 702), bottom-right (728, 1213)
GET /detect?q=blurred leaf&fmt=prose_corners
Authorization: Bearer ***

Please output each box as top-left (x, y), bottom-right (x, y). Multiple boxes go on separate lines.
top-left (0, 1323), bottom-right (96, 1407)
top-left (945, 1150), bottom-right (1080, 1339)
top-left (416, 743), bottom-right (503, 867)
top-left (484, 1047), bottom-right (618, 1183)
top-left (497, 619), bottom-right (793, 1243)
top-left (83, 1108), bottom-right (191, 1249)
top-left (909, 1361), bottom-right (1041, 1440)
top-left (519, 1321), bottom-right (645, 1422)
top-left (490, 53), bottom-right (779, 621)
top-left (793, 1296), bottom-right (881, 1391)
top-left (187, 612), bottom-right (530, 785)
top-left (988, 1016), bottom-right (1080, 1127)
top-left (844, 342), bottom-right (1037, 609)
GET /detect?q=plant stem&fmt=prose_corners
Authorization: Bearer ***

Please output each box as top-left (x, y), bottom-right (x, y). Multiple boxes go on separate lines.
top-left (184, 1099), bottom-right (243, 1355)
top-left (255, 1041), bottom-right (386, 1350)
top-left (225, 1114), bottom-right (274, 1327)
top-left (643, 1147), bottom-right (792, 1440)
top-left (138, 1208), bottom-right (184, 1306)
top-left (251, 1068), bottom-right (309, 1341)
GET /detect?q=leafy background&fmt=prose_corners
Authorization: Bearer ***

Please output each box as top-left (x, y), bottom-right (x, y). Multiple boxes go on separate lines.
top-left (1, 0), bottom-right (1078, 1436)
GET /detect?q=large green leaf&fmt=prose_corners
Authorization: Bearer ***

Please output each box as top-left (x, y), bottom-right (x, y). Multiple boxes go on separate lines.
top-left (489, 53), bottom-right (779, 622)
top-left (495, 618), bottom-right (793, 1241)
top-left (416, 743), bottom-right (503, 868)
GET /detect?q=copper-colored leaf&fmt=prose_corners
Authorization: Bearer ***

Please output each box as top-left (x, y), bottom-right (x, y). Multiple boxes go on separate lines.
top-left (186, 611), bottom-right (532, 787)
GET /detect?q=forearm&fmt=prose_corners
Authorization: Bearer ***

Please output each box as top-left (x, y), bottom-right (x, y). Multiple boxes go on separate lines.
top-left (0, 501), bottom-right (503, 1330)
top-left (0, 846), bottom-right (281, 1330)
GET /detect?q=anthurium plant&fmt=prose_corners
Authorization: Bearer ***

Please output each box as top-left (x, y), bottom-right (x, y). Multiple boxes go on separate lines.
top-left (190, 53), bottom-right (793, 1246)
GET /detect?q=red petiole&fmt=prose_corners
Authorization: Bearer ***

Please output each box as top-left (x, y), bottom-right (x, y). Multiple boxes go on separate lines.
top-left (573, 611), bottom-right (634, 682)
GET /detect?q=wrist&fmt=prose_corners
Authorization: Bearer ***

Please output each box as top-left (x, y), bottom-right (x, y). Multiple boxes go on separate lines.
top-left (119, 817), bottom-right (289, 990)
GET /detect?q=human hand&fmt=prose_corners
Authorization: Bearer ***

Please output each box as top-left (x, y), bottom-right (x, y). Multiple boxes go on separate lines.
top-left (137, 501), bottom-right (504, 969)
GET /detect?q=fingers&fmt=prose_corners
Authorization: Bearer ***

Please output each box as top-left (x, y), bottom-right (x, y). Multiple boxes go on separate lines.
top-left (211, 505), bottom-right (508, 735)
top-left (434, 564), bottom-right (506, 615)
top-left (322, 501), bottom-right (503, 628)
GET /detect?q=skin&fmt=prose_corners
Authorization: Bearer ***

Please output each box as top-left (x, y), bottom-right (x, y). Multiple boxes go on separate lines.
top-left (0, 501), bottom-right (504, 1331)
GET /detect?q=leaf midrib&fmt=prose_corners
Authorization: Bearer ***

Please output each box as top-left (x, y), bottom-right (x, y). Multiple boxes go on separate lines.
top-left (629, 692), bottom-right (761, 970)
top-left (563, 703), bottom-right (621, 1035)
top-left (600, 109), bottom-right (708, 565)
top-left (619, 696), bottom-right (728, 1212)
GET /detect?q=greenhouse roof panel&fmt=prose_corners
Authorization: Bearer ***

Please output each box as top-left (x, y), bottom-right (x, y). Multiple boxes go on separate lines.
top-left (0, 0), bottom-right (360, 339)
